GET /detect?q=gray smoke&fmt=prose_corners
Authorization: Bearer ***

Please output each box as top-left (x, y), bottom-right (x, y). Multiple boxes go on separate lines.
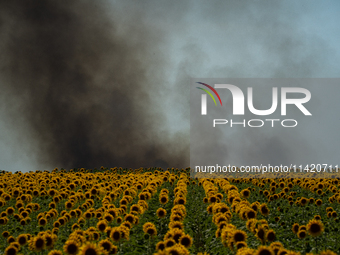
top-left (0, 0), bottom-right (339, 172)
top-left (0, 0), bottom-right (189, 171)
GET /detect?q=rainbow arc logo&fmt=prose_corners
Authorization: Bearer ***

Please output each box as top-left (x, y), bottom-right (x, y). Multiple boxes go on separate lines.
top-left (196, 82), bottom-right (222, 115)
top-left (196, 82), bottom-right (222, 106)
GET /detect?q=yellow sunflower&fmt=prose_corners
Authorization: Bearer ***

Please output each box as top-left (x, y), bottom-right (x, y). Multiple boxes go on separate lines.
top-left (4, 246), bottom-right (18, 255)
top-left (17, 234), bottom-right (28, 246)
top-left (179, 234), bottom-right (193, 248)
top-left (98, 238), bottom-right (113, 253)
top-left (255, 246), bottom-right (274, 255)
top-left (63, 240), bottom-right (79, 255)
top-left (31, 236), bottom-right (45, 252)
top-left (156, 208), bottom-right (167, 219)
top-left (110, 227), bottom-right (121, 242)
top-left (78, 243), bottom-right (104, 255)
top-left (307, 219), bottom-right (324, 237)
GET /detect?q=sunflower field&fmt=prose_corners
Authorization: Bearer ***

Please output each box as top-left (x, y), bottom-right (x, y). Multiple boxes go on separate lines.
top-left (0, 167), bottom-right (339, 255)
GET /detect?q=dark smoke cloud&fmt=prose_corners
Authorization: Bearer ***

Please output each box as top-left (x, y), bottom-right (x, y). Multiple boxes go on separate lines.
top-left (1, 0), bottom-right (339, 173)
top-left (0, 0), bottom-right (189, 170)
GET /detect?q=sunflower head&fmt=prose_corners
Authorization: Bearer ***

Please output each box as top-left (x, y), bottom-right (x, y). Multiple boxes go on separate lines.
top-left (156, 208), bottom-right (167, 219)
top-left (240, 189), bottom-right (250, 198)
top-left (165, 238), bottom-right (176, 248)
top-left (110, 227), bottom-right (121, 242)
top-left (260, 204), bottom-right (270, 216)
top-left (4, 246), bottom-right (18, 255)
top-left (300, 197), bottom-right (308, 206)
top-left (44, 233), bottom-right (55, 249)
top-left (208, 196), bottom-right (218, 203)
top-left (169, 221), bottom-right (184, 230)
top-left (17, 234), bottom-right (28, 246)
top-left (256, 246), bottom-right (275, 255)
top-left (246, 209), bottom-right (257, 220)
top-left (164, 243), bottom-right (189, 255)
top-left (256, 226), bottom-right (266, 243)
top-left (246, 219), bottom-right (257, 233)
top-left (145, 226), bottom-right (157, 237)
top-left (99, 238), bottom-right (113, 253)
top-left (232, 230), bottom-right (247, 243)
top-left (315, 199), bottom-right (323, 206)
top-left (170, 228), bottom-right (184, 243)
top-left (130, 204), bottom-right (141, 214)
top-left (179, 234), bottom-right (192, 248)
top-left (2, 231), bottom-right (10, 238)
top-left (292, 223), bottom-right (299, 234)
top-left (104, 213), bottom-right (113, 222)
top-left (314, 215), bottom-right (322, 220)
top-left (297, 230), bottom-right (307, 239)
top-left (307, 219), bottom-right (324, 237)
top-left (78, 242), bottom-right (104, 255)
top-left (110, 245), bottom-right (118, 254)
top-left (63, 240), bottom-right (79, 255)
top-left (235, 241), bottom-right (247, 250)
top-left (32, 236), bottom-right (45, 252)
top-left (269, 241), bottom-right (283, 254)
top-left (9, 241), bottom-right (20, 250)
top-left (207, 204), bottom-right (214, 214)
top-left (38, 218), bottom-right (47, 226)
top-left (156, 241), bottom-right (166, 251)
top-left (266, 230), bottom-right (276, 242)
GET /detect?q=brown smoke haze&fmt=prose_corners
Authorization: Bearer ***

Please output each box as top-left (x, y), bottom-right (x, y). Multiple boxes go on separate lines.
top-left (0, 0), bottom-right (189, 171)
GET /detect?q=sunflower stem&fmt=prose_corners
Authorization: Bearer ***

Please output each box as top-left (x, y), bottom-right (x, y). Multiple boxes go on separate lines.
top-left (148, 236), bottom-right (151, 255)
top-left (315, 237), bottom-right (318, 253)
top-left (118, 240), bottom-right (122, 255)
top-left (159, 218), bottom-right (162, 236)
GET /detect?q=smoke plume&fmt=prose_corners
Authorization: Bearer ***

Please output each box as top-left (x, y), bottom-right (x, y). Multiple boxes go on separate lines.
top-left (0, 0), bottom-right (189, 170)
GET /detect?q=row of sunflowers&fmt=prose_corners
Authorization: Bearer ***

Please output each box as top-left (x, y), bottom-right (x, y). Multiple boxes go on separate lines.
top-left (0, 167), bottom-right (339, 254)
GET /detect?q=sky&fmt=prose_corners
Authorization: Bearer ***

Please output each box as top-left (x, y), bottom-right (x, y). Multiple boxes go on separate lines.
top-left (0, 0), bottom-right (339, 172)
